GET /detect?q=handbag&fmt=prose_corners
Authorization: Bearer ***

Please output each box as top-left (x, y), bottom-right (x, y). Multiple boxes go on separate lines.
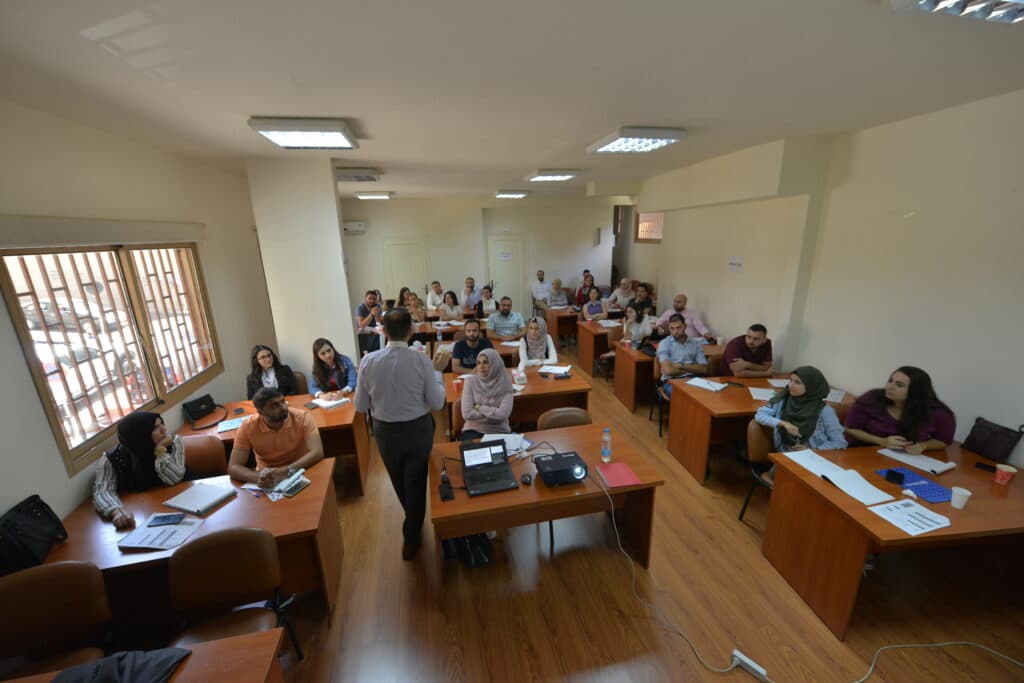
top-left (962, 417), bottom-right (1024, 463)
top-left (181, 393), bottom-right (227, 430)
top-left (0, 494), bottom-right (68, 577)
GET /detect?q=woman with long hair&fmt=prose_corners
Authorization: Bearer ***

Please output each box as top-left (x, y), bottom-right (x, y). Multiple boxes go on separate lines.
top-left (438, 291), bottom-right (463, 321)
top-left (623, 305), bottom-right (656, 343)
top-left (461, 348), bottom-right (514, 439)
top-left (393, 287), bottom-right (412, 311)
top-left (475, 285), bottom-right (498, 317)
top-left (755, 366), bottom-right (847, 452)
top-left (245, 345), bottom-right (299, 399)
top-left (845, 366), bottom-right (955, 453)
top-left (517, 317), bottom-right (558, 371)
top-left (582, 286), bottom-right (608, 321)
top-left (309, 337), bottom-right (358, 399)
top-left (574, 272), bottom-right (596, 306)
top-left (92, 411), bottom-right (190, 529)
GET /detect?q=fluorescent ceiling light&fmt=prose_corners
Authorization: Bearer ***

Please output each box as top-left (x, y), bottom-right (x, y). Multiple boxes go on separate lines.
top-left (933, 0), bottom-right (961, 11)
top-left (587, 126), bottom-right (686, 154)
top-left (248, 117), bottom-right (358, 149)
top-left (527, 169), bottom-right (578, 182)
top-left (495, 191), bottom-right (527, 199)
top-left (356, 191), bottom-right (391, 200)
top-left (901, 0), bottom-right (1024, 21)
top-left (961, 1), bottom-right (992, 15)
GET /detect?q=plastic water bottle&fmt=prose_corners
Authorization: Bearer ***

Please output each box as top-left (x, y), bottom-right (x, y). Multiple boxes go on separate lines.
top-left (601, 428), bottom-right (612, 463)
top-left (436, 326), bottom-right (443, 342)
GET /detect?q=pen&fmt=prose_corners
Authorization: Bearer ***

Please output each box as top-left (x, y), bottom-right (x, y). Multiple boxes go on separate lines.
top-left (244, 488), bottom-right (262, 498)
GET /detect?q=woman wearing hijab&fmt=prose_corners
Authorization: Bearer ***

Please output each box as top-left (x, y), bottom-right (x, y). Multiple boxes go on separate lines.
top-left (461, 348), bottom-right (514, 439)
top-left (755, 366), bottom-right (847, 453)
top-left (607, 278), bottom-right (635, 308)
top-left (517, 317), bottom-right (558, 371)
top-left (92, 412), bottom-right (190, 529)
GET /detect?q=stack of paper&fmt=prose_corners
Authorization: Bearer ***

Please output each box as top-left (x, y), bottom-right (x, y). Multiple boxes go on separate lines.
top-left (313, 396), bottom-right (351, 409)
top-left (879, 449), bottom-right (956, 475)
top-left (480, 432), bottom-right (533, 455)
top-left (686, 377), bottom-right (727, 392)
top-left (868, 499), bottom-right (950, 536)
top-left (767, 378), bottom-right (789, 388)
top-left (118, 515), bottom-right (204, 551)
top-left (217, 417), bottom-right (245, 433)
top-left (500, 341), bottom-right (520, 347)
top-left (782, 449), bottom-right (894, 505)
top-left (748, 387), bottom-right (777, 401)
top-left (539, 364), bottom-right (571, 375)
top-left (449, 320), bottom-right (466, 326)
top-left (598, 320), bottom-right (621, 328)
top-left (550, 305), bottom-right (569, 310)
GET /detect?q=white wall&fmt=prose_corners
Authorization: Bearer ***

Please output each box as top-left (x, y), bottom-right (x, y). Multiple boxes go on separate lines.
top-left (0, 98), bottom-right (275, 516)
top-left (799, 88), bottom-right (1024, 466)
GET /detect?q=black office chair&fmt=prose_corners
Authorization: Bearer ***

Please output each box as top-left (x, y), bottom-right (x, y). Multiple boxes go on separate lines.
top-left (648, 380), bottom-right (671, 437)
top-left (738, 419), bottom-right (775, 523)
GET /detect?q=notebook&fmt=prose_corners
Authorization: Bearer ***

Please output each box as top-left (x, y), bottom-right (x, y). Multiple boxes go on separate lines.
top-left (595, 462), bottom-right (641, 488)
top-left (163, 483), bottom-right (237, 515)
top-left (217, 417), bottom-right (245, 433)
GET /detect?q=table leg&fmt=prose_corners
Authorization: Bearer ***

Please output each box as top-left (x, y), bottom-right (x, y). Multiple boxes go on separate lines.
top-left (352, 413), bottom-right (371, 495)
top-left (618, 488), bottom-right (656, 568)
top-left (666, 390), bottom-right (713, 483)
top-left (762, 466), bottom-right (867, 640)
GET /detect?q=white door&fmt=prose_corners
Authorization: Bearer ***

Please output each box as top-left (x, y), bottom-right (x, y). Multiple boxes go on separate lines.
top-left (487, 234), bottom-right (527, 317)
top-left (382, 238), bottom-right (430, 304)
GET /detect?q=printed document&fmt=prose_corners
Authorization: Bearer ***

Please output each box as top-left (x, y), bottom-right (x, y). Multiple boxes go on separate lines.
top-left (868, 499), bottom-right (950, 536)
top-left (686, 377), bottom-right (727, 392)
top-left (748, 387), bottom-right (776, 401)
top-left (118, 515), bottom-right (203, 551)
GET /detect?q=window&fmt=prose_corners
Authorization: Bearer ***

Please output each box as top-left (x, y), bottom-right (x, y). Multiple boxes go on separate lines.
top-left (635, 212), bottom-right (664, 243)
top-left (0, 244), bottom-right (221, 475)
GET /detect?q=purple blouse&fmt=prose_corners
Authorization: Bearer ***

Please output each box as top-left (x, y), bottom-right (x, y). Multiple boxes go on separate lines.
top-left (845, 395), bottom-right (956, 444)
top-left (585, 301), bottom-right (604, 315)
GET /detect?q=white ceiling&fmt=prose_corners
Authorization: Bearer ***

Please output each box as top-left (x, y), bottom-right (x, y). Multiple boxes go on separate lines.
top-left (2, 0), bottom-right (1023, 198)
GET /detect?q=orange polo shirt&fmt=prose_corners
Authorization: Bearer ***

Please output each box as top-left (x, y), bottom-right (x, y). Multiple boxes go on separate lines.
top-left (234, 408), bottom-right (317, 469)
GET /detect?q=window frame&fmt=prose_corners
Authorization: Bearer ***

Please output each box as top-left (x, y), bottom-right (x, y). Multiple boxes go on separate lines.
top-left (0, 242), bottom-right (223, 476)
top-left (634, 212), bottom-right (664, 244)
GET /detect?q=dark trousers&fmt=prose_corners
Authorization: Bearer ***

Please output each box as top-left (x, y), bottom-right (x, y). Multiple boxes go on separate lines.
top-left (373, 413), bottom-right (434, 547)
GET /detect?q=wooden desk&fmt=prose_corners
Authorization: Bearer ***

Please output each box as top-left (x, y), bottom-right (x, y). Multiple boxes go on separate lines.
top-left (178, 394), bottom-right (371, 496)
top-left (576, 320), bottom-right (622, 375)
top-left (445, 366), bottom-right (590, 436)
top-left (428, 423), bottom-right (664, 580)
top-left (763, 445), bottom-right (1024, 640)
top-left (9, 629), bottom-right (287, 683)
top-left (45, 460), bottom-right (342, 628)
top-left (546, 308), bottom-right (579, 345)
top-left (613, 341), bottom-right (654, 412)
top-left (666, 376), bottom-right (777, 483)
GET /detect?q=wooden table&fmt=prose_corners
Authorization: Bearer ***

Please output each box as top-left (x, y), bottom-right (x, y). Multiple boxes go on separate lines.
top-left (666, 376), bottom-right (778, 483)
top-left (178, 394), bottom-right (372, 496)
top-left (763, 445), bottom-right (1024, 640)
top-left (445, 366), bottom-right (591, 437)
top-left (613, 340), bottom-right (654, 412)
top-left (546, 308), bottom-right (579, 345)
top-left (45, 460), bottom-right (342, 629)
top-left (428, 423), bottom-right (664, 581)
top-left (576, 320), bottom-right (622, 376)
top-left (9, 629), bottom-right (287, 682)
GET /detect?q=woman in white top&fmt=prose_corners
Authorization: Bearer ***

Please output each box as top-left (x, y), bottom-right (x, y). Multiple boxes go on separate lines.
top-left (517, 317), bottom-right (558, 371)
top-left (438, 290), bottom-right (463, 321)
top-left (548, 279), bottom-right (568, 307)
top-left (607, 278), bottom-right (634, 308)
top-left (622, 305), bottom-right (656, 343)
top-left (475, 285), bottom-right (498, 317)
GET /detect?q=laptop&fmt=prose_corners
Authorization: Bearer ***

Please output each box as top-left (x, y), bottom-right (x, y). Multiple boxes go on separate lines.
top-left (460, 440), bottom-right (519, 497)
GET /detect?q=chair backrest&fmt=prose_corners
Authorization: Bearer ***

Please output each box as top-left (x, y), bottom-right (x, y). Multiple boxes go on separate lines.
top-left (452, 329), bottom-right (466, 343)
top-left (0, 561), bottom-right (110, 658)
top-left (182, 435), bottom-right (228, 477)
top-left (537, 407), bottom-right (592, 431)
top-left (831, 391), bottom-right (857, 425)
top-left (169, 528), bottom-right (280, 616)
top-left (706, 354), bottom-right (721, 377)
top-left (746, 419), bottom-right (775, 466)
top-left (292, 371), bottom-right (307, 395)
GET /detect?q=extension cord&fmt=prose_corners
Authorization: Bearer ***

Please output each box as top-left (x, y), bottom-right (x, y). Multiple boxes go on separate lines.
top-left (732, 650), bottom-right (767, 682)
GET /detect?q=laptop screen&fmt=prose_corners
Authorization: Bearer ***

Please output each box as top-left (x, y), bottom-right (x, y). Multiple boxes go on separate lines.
top-left (461, 442), bottom-right (507, 468)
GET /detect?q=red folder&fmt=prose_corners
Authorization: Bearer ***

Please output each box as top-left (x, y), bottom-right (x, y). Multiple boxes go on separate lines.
top-left (596, 462), bottom-right (641, 488)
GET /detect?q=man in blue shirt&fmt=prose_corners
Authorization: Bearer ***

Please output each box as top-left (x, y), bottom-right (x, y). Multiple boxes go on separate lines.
top-left (487, 296), bottom-right (526, 340)
top-left (462, 277), bottom-right (482, 309)
top-left (451, 318), bottom-right (493, 372)
top-left (656, 314), bottom-right (708, 397)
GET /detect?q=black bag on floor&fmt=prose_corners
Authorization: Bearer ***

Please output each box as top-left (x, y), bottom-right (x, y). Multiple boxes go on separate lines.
top-left (442, 533), bottom-right (492, 568)
top-left (0, 494), bottom-right (68, 577)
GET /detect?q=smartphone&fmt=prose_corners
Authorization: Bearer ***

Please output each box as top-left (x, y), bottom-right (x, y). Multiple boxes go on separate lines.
top-left (974, 462), bottom-right (996, 473)
top-left (304, 402), bottom-right (319, 410)
top-left (148, 513), bottom-right (185, 527)
top-left (233, 407), bottom-right (245, 415)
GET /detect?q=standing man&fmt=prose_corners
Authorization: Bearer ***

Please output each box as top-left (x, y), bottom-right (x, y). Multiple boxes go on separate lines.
top-left (657, 293), bottom-right (715, 341)
top-left (656, 314), bottom-right (708, 397)
top-left (355, 290), bottom-right (384, 355)
top-left (531, 269), bottom-right (552, 314)
top-left (721, 324), bottom-right (774, 377)
top-left (354, 309), bottom-right (446, 560)
top-left (487, 296), bottom-right (526, 340)
top-left (426, 280), bottom-right (445, 313)
top-left (462, 277), bottom-right (482, 309)
top-left (228, 388), bottom-right (324, 488)
top-left (452, 319), bottom-right (493, 372)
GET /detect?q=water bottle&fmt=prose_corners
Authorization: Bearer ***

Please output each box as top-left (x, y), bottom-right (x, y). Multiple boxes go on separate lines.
top-left (436, 326), bottom-right (443, 342)
top-left (601, 428), bottom-right (612, 463)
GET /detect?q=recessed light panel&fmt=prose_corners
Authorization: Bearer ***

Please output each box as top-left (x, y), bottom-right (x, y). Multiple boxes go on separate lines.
top-left (587, 127), bottom-right (685, 154)
top-left (356, 192), bottom-right (392, 200)
top-left (248, 117), bottom-right (358, 149)
top-left (527, 169), bottom-right (578, 182)
top-left (495, 191), bottom-right (527, 199)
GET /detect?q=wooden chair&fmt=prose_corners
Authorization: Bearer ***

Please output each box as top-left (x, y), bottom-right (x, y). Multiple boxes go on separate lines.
top-left (738, 419), bottom-right (775, 522)
top-left (537, 407), bottom-right (591, 430)
top-left (292, 370), bottom-right (307, 394)
top-left (706, 354), bottom-right (721, 377)
top-left (0, 561), bottom-right (111, 676)
top-left (169, 528), bottom-right (303, 660)
top-left (182, 435), bottom-right (228, 476)
top-left (598, 350), bottom-right (616, 381)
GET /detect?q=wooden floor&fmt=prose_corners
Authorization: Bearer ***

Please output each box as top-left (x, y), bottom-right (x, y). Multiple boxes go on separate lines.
top-left (278, 349), bottom-right (1024, 682)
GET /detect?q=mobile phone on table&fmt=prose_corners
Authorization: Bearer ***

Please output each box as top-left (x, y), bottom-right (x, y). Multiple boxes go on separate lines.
top-left (974, 462), bottom-right (996, 473)
top-left (148, 513), bottom-right (185, 527)
top-left (305, 402), bottom-right (319, 410)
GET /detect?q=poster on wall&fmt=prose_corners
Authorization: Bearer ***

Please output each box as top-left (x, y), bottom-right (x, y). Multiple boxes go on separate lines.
top-left (728, 256), bottom-right (744, 272)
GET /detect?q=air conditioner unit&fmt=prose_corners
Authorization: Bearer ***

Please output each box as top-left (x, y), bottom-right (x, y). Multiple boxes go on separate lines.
top-left (342, 221), bottom-right (367, 234)
top-left (334, 167), bottom-right (380, 182)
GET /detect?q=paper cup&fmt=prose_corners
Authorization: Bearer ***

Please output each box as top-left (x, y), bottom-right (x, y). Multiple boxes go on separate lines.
top-left (453, 378), bottom-right (463, 395)
top-left (995, 464), bottom-right (1017, 485)
top-left (950, 486), bottom-right (972, 510)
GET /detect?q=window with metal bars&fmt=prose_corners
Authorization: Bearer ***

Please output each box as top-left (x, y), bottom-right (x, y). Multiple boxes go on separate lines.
top-left (0, 244), bottom-right (221, 475)
top-left (635, 212), bottom-right (664, 243)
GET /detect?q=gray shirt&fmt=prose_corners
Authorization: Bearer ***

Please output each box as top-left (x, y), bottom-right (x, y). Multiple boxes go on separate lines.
top-left (354, 341), bottom-right (446, 422)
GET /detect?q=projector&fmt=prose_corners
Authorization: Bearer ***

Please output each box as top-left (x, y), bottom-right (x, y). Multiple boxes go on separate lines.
top-left (534, 451), bottom-right (588, 486)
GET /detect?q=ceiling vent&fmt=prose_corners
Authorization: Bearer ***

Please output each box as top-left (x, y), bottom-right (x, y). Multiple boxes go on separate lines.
top-left (334, 167), bottom-right (380, 182)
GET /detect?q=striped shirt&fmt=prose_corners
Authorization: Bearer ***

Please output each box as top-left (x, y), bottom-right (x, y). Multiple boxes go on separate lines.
top-left (92, 434), bottom-right (187, 518)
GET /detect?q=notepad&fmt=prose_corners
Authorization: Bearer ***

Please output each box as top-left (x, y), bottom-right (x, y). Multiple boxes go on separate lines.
top-left (768, 379), bottom-right (789, 388)
top-left (748, 387), bottom-right (776, 401)
top-left (499, 341), bottom-right (520, 347)
top-left (874, 467), bottom-right (951, 503)
top-left (539, 364), bottom-right (571, 375)
top-left (312, 396), bottom-right (350, 409)
top-left (595, 462), bottom-right (641, 488)
top-left (163, 483), bottom-right (237, 516)
top-left (597, 320), bottom-right (621, 328)
top-left (686, 377), bottom-right (727, 392)
top-left (782, 449), bottom-right (893, 505)
top-left (879, 449), bottom-right (956, 475)
top-left (118, 514), bottom-right (204, 551)
top-left (217, 417), bottom-right (245, 433)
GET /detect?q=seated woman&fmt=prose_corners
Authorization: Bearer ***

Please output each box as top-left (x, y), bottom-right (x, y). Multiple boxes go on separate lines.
top-left (607, 278), bottom-right (634, 309)
top-left (755, 366), bottom-right (848, 453)
top-left (93, 411), bottom-right (190, 529)
top-left (845, 366), bottom-right (955, 453)
top-left (574, 273), bottom-right (596, 306)
top-left (548, 278), bottom-right (568, 307)
top-left (309, 337), bottom-right (358, 399)
top-left (517, 317), bottom-right (558, 371)
top-left (582, 287), bottom-right (608, 321)
top-left (406, 292), bottom-right (427, 323)
top-left (461, 348), bottom-right (514, 440)
top-left (245, 345), bottom-right (299, 400)
top-left (475, 285), bottom-right (498, 317)
top-left (622, 305), bottom-right (656, 343)
top-left (438, 291), bottom-right (463, 321)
